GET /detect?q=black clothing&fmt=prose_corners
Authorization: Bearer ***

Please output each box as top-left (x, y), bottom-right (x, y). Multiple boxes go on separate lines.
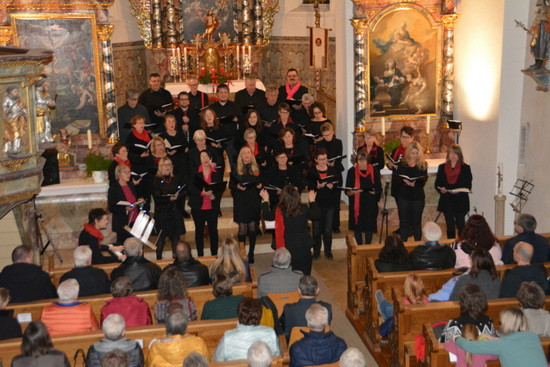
top-left (107, 182), bottom-right (140, 244)
top-left (78, 229), bottom-right (118, 264)
top-left (388, 146), bottom-right (406, 198)
top-left (125, 132), bottom-right (153, 207)
top-left (395, 163), bottom-right (428, 200)
top-left (234, 88), bottom-right (266, 113)
top-left (12, 349), bottom-right (71, 367)
top-left (502, 232), bottom-right (550, 264)
top-left (307, 166), bottom-right (342, 207)
top-left (358, 144), bottom-right (385, 171)
top-left (277, 84), bottom-right (309, 103)
top-left (229, 165), bottom-right (262, 223)
top-left (107, 160), bottom-right (121, 186)
top-left (397, 197), bottom-right (425, 242)
top-left (395, 163), bottom-right (428, 242)
top-left (257, 101), bottom-right (279, 126)
top-left (209, 100), bottom-right (243, 139)
top-left (188, 90), bottom-right (209, 111)
top-left (159, 131), bottom-right (189, 176)
top-left (409, 242), bottom-right (456, 270)
top-left (138, 87), bottom-right (173, 131)
top-left (111, 256), bottom-right (162, 291)
top-left (204, 125), bottom-right (228, 169)
top-left (164, 258), bottom-right (210, 287)
top-left (499, 264), bottom-right (549, 298)
top-left (0, 262), bottom-right (56, 303)
top-left (116, 103), bottom-right (150, 143)
top-left (345, 166), bottom-right (382, 232)
top-left (262, 165), bottom-right (304, 206)
top-left (374, 259), bottom-right (413, 273)
top-left (280, 297), bottom-right (332, 336)
top-left (315, 138), bottom-right (344, 173)
top-left (187, 168), bottom-right (224, 211)
top-left (187, 145), bottom-right (223, 172)
top-left (0, 309), bottom-right (22, 341)
top-left (290, 107), bottom-right (311, 132)
top-left (234, 124), bottom-right (268, 150)
top-left (172, 106), bottom-right (200, 145)
top-left (59, 265), bottom-right (111, 297)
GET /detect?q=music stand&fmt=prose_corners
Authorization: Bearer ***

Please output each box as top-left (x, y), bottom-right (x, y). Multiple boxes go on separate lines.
top-left (509, 178), bottom-right (534, 214)
top-left (379, 182), bottom-right (390, 243)
top-left (37, 211), bottom-right (63, 262)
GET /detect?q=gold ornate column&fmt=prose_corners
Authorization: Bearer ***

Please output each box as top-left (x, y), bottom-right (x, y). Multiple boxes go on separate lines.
top-left (151, 0), bottom-right (163, 48)
top-left (441, 14), bottom-right (459, 121)
top-left (0, 26), bottom-right (13, 46)
top-left (350, 19), bottom-right (369, 132)
top-left (97, 24), bottom-right (117, 142)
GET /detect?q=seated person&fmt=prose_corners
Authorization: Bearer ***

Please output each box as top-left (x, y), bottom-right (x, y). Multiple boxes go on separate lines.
top-left (101, 350), bottom-right (131, 367)
top-left (374, 235), bottom-right (412, 273)
top-left (155, 267), bottom-right (197, 324)
top-left (183, 352), bottom-right (209, 367)
top-left (280, 275), bottom-right (332, 338)
top-left (11, 321), bottom-right (70, 367)
top-left (247, 341), bottom-right (273, 367)
top-left (59, 246), bottom-right (110, 297)
top-left (339, 347), bottom-right (367, 367)
top-left (375, 275), bottom-right (430, 324)
top-left (517, 281), bottom-right (550, 337)
top-left (409, 222), bottom-right (456, 270)
top-left (163, 241), bottom-right (209, 288)
top-left (208, 237), bottom-right (252, 284)
top-left (453, 214), bottom-right (503, 268)
top-left (444, 323), bottom-right (498, 366)
top-left (78, 208), bottom-right (125, 264)
top-left (257, 248), bottom-right (303, 298)
top-left (499, 242), bottom-right (549, 298)
top-left (449, 248), bottom-right (501, 301)
top-left (213, 298), bottom-right (281, 361)
top-left (0, 287), bottom-right (22, 341)
top-left (289, 304), bottom-right (347, 367)
top-left (146, 309), bottom-right (209, 366)
top-left (502, 213), bottom-right (549, 264)
top-left (86, 313), bottom-right (144, 367)
top-left (201, 273), bottom-right (245, 320)
top-left (40, 278), bottom-right (99, 336)
top-left (0, 245), bottom-right (56, 303)
top-left (100, 277), bottom-right (152, 327)
top-left (111, 237), bottom-right (162, 291)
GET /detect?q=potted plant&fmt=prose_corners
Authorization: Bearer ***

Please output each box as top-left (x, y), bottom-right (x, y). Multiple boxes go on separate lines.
top-left (83, 152), bottom-right (112, 183)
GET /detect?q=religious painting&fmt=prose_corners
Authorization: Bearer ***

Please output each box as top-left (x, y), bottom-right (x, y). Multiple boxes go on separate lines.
top-left (10, 13), bottom-right (105, 136)
top-left (182, 0), bottom-right (236, 42)
top-left (0, 82), bottom-right (31, 156)
top-left (368, 6), bottom-right (441, 118)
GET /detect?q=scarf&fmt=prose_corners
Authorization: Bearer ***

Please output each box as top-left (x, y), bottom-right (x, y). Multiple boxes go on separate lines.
top-left (83, 222), bottom-right (104, 242)
top-left (198, 165), bottom-right (216, 210)
top-left (363, 143), bottom-right (379, 158)
top-left (114, 157), bottom-right (131, 168)
top-left (252, 142), bottom-right (259, 157)
top-left (285, 82), bottom-right (301, 100)
top-left (275, 207), bottom-right (286, 249)
top-left (132, 129), bottom-right (151, 143)
top-left (444, 161), bottom-right (461, 185)
top-left (392, 144), bottom-right (406, 162)
top-left (354, 164), bottom-right (374, 225)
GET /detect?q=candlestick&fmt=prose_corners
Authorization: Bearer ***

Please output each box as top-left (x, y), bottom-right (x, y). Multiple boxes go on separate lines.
top-left (426, 115), bottom-right (431, 134)
top-left (87, 129), bottom-right (93, 149)
top-left (381, 117), bottom-right (386, 136)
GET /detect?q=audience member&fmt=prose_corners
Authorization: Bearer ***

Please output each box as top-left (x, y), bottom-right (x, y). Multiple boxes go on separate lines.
top-left (443, 323), bottom-right (498, 367)
top-left (213, 298), bottom-right (281, 361)
top-left (247, 340), bottom-right (273, 367)
top-left (117, 90), bottom-right (150, 143)
top-left (453, 214), bottom-right (503, 268)
top-left (280, 275), bottom-right (332, 337)
top-left (183, 352), bottom-right (209, 367)
top-left (11, 321), bottom-right (70, 367)
top-left (502, 213), bottom-right (549, 264)
top-left (111, 238), bottom-right (162, 291)
top-left (40, 278), bottom-right (99, 336)
top-left (517, 281), bottom-right (550, 337)
top-left (0, 245), bottom-right (56, 303)
top-left (409, 222), bottom-right (456, 270)
top-left (78, 208), bottom-right (124, 264)
top-left (138, 73), bottom-right (173, 132)
top-left (201, 273), bottom-right (245, 320)
top-left (155, 267), bottom-right (197, 323)
top-left (449, 248), bottom-right (501, 301)
top-left (100, 277), bottom-right (152, 327)
top-left (257, 248), bottom-right (303, 298)
top-left (289, 304), bottom-right (347, 367)
top-left (375, 274), bottom-right (430, 324)
top-left (339, 347), bottom-right (366, 367)
top-left (208, 237), bottom-right (251, 284)
top-left (455, 307), bottom-right (547, 367)
top-left (101, 350), bottom-right (131, 367)
top-left (164, 241), bottom-right (210, 287)
top-left (60, 246), bottom-right (110, 297)
top-left (234, 75), bottom-right (266, 113)
top-left (86, 313), bottom-right (144, 367)
top-left (0, 287), bottom-right (22, 341)
top-left (374, 235), bottom-right (412, 272)
top-left (146, 309), bottom-right (209, 366)
top-left (440, 284), bottom-right (495, 342)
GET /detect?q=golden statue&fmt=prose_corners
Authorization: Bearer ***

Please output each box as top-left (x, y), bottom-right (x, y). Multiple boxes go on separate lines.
top-left (202, 9), bottom-right (219, 42)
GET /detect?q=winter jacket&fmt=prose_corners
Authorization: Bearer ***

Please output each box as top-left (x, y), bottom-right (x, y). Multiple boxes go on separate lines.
top-left (213, 323), bottom-right (281, 361)
top-left (100, 295), bottom-right (153, 327)
top-left (0, 262), bottom-right (56, 303)
top-left (40, 302), bottom-right (99, 336)
top-left (289, 329), bottom-right (347, 367)
top-left (86, 338), bottom-right (144, 367)
top-left (146, 334), bottom-right (209, 367)
top-left (111, 256), bottom-right (161, 291)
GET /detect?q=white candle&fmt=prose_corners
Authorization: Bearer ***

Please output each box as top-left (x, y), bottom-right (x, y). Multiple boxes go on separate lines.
top-left (87, 129), bottom-right (92, 149)
top-left (171, 48), bottom-right (176, 58)
top-left (248, 45), bottom-right (252, 60)
top-left (426, 115), bottom-right (431, 134)
top-left (176, 47), bottom-right (181, 62)
top-left (183, 47), bottom-right (187, 65)
top-left (381, 117), bottom-right (386, 136)
top-left (236, 45), bottom-right (240, 67)
top-left (242, 45), bottom-right (246, 60)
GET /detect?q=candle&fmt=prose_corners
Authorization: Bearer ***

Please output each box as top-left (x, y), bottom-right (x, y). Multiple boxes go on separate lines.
top-left (87, 129), bottom-right (92, 149)
top-left (426, 115), bottom-right (431, 134)
top-left (248, 45), bottom-right (252, 60)
top-left (236, 45), bottom-right (240, 66)
top-left (171, 48), bottom-right (176, 58)
top-left (381, 117), bottom-right (386, 136)
top-left (211, 67), bottom-right (216, 77)
top-left (176, 47), bottom-right (181, 63)
top-left (183, 47), bottom-right (187, 65)
top-left (200, 67), bottom-right (205, 77)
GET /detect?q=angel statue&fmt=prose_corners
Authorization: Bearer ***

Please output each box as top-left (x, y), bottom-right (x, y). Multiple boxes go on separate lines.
top-left (219, 32), bottom-right (231, 48)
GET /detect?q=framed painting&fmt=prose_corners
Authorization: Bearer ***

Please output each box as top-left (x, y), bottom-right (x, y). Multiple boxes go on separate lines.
top-left (182, 0), bottom-right (236, 41)
top-left (367, 6), bottom-right (441, 119)
top-left (10, 13), bottom-right (105, 136)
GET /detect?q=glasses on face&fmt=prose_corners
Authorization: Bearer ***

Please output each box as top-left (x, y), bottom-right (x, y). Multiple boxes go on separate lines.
top-left (401, 135), bottom-right (412, 140)
top-left (287, 74), bottom-right (298, 78)
top-left (188, 83), bottom-right (198, 87)
top-left (279, 110), bottom-right (290, 115)
top-left (317, 157), bottom-right (327, 161)
top-left (179, 98), bottom-right (189, 101)
top-left (129, 98), bottom-right (138, 101)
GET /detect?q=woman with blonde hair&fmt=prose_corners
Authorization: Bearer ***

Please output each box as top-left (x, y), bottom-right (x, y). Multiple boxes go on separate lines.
top-left (395, 141), bottom-right (428, 241)
top-left (357, 128), bottom-right (385, 171)
top-left (375, 274), bottom-right (429, 324)
top-left (208, 238), bottom-right (251, 283)
top-left (229, 146), bottom-right (262, 263)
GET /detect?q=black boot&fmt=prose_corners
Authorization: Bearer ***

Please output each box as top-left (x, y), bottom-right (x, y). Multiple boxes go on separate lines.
top-left (247, 232), bottom-right (256, 264)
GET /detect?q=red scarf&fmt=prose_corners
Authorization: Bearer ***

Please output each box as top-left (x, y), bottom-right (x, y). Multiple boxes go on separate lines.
top-left (132, 129), bottom-right (151, 143)
top-left (83, 222), bottom-right (104, 242)
top-left (277, 116), bottom-right (295, 126)
top-left (198, 165), bottom-right (216, 210)
top-left (114, 157), bottom-right (131, 169)
top-left (392, 144), bottom-right (406, 162)
top-left (444, 161), bottom-right (461, 185)
top-left (353, 164), bottom-right (374, 225)
top-left (285, 82), bottom-right (301, 100)
top-left (275, 207), bottom-right (286, 249)
top-left (362, 143), bottom-right (378, 158)
top-left (251, 142), bottom-right (259, 157)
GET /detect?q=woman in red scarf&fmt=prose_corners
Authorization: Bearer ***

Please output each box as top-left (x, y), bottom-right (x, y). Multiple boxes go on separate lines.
top-left (78, 208), bottom-right (125, 264)
top-left (434, 144), bottom-right (472, 239)
top-left (107, 142), bottom-right (133, 186)
top-left (358, 128), bottom-right (385, 171)
top-left (125, 115), bottom-right (152, 210)
top-left (345, 150), bottom-right (382, 245)
top-left (260, 186), bottom-right (320, 275)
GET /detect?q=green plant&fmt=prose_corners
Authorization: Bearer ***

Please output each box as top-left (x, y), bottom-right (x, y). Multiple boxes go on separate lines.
top-left (384, 139), bottom-right (401, 155)
top-left (84, 152), bottom-right (112, 176)
top-left (198, 70), bottom-right (228, 85)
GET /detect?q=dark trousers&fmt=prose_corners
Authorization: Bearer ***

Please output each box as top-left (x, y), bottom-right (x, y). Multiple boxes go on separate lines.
top-left (156, 234), bottom-right (179, 260)
top-left (443, 210), bottom-right (466, 239)
top-left (191, 208), bottom-right (219, 256)
top-left (397, 197), bottom-right (424, 242)
top-left (354, 230), bottom-right (374, 245)
top-left (313, 207), bottom-right (335, 256)
top-left (332, 191), bottom-right (341, 230)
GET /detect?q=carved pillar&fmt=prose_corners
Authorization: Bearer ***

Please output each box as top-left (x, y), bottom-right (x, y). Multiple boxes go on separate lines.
top-left (176, 0), bottom-right (185, 44)
top-left (98, 25), bottom-right (117, 142)
top-left (151, 0), bottom-right (163, 48)
top-left (350, 19), bottom-right (368, 132)
top-left (0, 26), bottom-right (13, 46)
top-left (253, 0), bottom-right (263, 44)
top-left (441, 14), bottom-right (459, 120)
top-left (162, 0), bottom-right (177, 47)
top-left (242, 0), bottom-right (252, 44)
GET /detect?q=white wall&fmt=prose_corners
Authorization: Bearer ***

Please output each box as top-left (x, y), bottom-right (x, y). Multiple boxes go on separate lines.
top-left (271, 0), bottom-right (335, 38)
top-left (109, 0), bottom-right (143, 43)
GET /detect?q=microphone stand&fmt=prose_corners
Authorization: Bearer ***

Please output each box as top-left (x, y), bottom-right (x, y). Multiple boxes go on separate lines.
top-left (379, 181), bottom-right (390, 243)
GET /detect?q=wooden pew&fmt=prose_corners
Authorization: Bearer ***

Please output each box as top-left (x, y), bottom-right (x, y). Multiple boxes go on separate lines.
top-left (7, 282), bottom-right (254, 328)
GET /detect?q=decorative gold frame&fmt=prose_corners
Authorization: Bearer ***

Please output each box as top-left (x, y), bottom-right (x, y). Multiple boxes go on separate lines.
top-left (9, 13), bottom-right (106, 137)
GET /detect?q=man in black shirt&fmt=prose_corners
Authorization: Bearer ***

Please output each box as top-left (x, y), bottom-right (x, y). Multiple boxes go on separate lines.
top-left (138, 73), bottom-right (173, 133)
top-left (209, 83), bottom-right (242, 160)
top-left (256, 85), bottom-right (279, 126)
top-left (116, 90), bottom-right (150, 142)
top-left (187, 76), bottom-right (209, 111)
top-left (173, 91), bottom-right (200, 147)
top-left (502, 213), bottom-right (549, 264)
top-left (234, 75), bottom-right (266, 114)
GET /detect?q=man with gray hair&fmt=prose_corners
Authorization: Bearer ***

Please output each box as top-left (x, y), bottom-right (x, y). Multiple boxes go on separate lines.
top-left (40, 278), bottom-right (99, 336)
top-left (86, 313), bottom-right (144, 367)
top-left (116, 89), bottom-right (150, 142)
top-left (183, 352), bottom-right (209, 367)
top-left (163, 241), bottom-right (209, 287)
top-left (503, 213), bottom-right (549, 264)
top-left (257, 248), bottom-right (303, 298)
top-left (500, 242), bottom-right (549, 298)
top-left (289, 304), bottom-right (347, 367)
top-left (339, 347), bottom-right (366, 367)
top-left (409, 222), bottom-right (456, 270)
top-left (111, 237), bottom-right (161, 291)
top-left (60, 246), bottom-right (110, 297)
top-left (280, 275), bottom-right (332, 338)
top-left (234, 75), bottom-right (266, 113)
top-left (247, 340), bottom-right (272, 367)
